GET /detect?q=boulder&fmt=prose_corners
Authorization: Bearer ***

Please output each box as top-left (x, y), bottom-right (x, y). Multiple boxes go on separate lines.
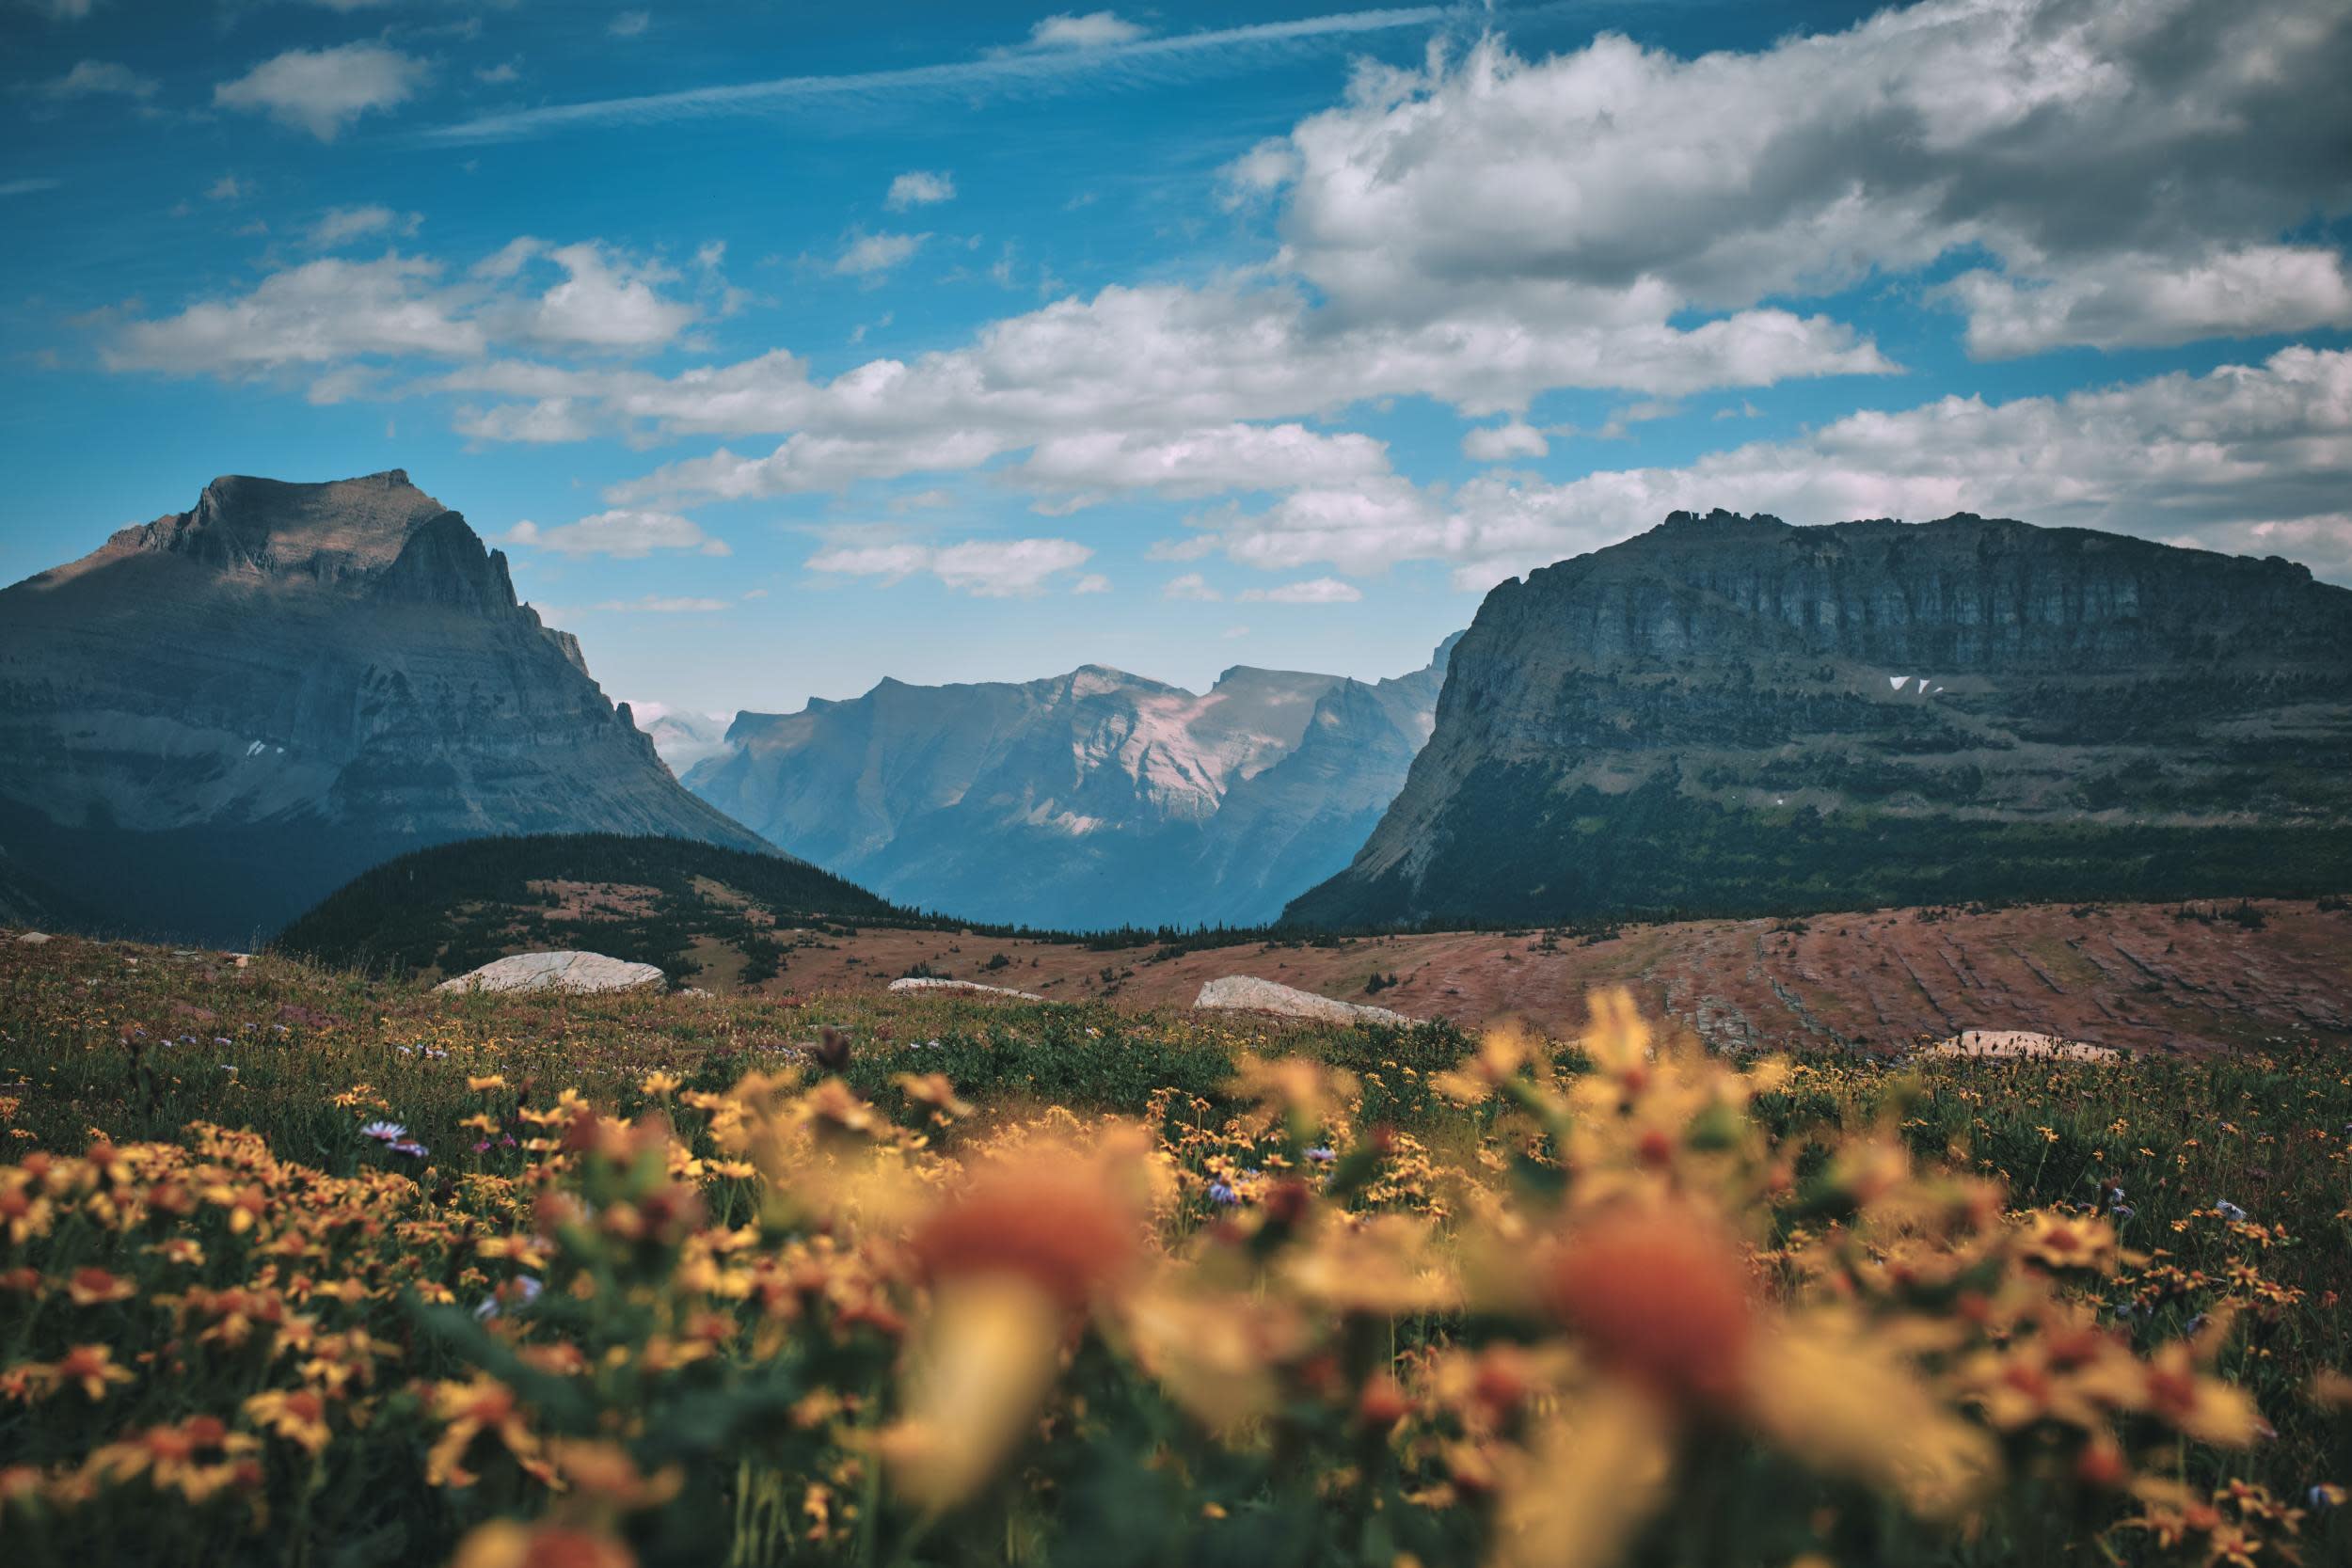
top-left (1193, 975), bottom-right (1415, 1027)
top-left (886, 976), bottom-right (1046, 1001)
top-left (435, 950), bottom-right (665, 996)
top-left (16, 932), bottom-right (53, 945)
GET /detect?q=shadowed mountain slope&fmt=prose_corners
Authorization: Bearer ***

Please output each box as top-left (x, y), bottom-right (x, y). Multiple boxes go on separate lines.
top-left (0, 471), bottom-right (774, 946)
top-left (1289, 512), bottom-right (2352, 927)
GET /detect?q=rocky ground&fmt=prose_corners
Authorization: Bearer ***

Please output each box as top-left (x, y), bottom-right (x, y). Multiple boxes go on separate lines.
top-left (591, 895), bottom-right (2352, 1053)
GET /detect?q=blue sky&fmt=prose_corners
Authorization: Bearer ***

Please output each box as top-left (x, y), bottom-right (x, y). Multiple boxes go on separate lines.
top-left (5, 0), bottom-right (2349, 721)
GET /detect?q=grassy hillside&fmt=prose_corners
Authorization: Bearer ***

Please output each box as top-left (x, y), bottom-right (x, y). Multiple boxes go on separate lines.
top-left (0, 930), bottom-right (2344, 1568)
top-left (275, 832), bottom-right (937, 984)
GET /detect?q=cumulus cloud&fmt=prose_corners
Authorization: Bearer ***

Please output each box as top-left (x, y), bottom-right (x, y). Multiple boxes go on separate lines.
top-left (833, 230), bottom-right (927, 277)
top-left (1942, 246), bottom-right (2352, 357)
top-left (1161, 572), bottom-right (1220, 601)
top-left (105, 256), bottom-right (485, 372)
top-left (516, 280), bottom-right (1881, 507)
top-left (1255, 2), bottom-right (2352, 352)
top-left (1071, 572), bottom-right (1111, 594)
top-left (1462, 420), bottom-right (1549, 462)
top-left (524, 242), bottom-right (696, 350)
top-left (103, 237), bottom-right (700, 380)
top-left (39, 59), bottom-right (156, 98)
top-left (1236, 577), bottom-right (1362, 604)
top-left (1192, 346), bottom-right (2352, 589)
top-left (1016, 422), bottom-right (1392, 504)
top-left (505, 509), bottom-right (730, 558)
top-left (215, 43), bottom-right (428, 141)
top-left (885, 170), bottom-right (956, 210)
top-left (609, 10), bottom-right (649, 38)
top-left (1027, 11), bottom-right (1145, 49)
top-left (309, 205), bottom-right (421, 248)
top-left (805, 536), bottom-right (1094, 596)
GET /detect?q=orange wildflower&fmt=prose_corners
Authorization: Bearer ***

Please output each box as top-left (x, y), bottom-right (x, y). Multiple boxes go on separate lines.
top-left (66, 1266), bottom-right (135, 1307)
top-left (1535, 1202), bottom-right (1757, 1415)
top-left (53, 1343), bottom-right (135, 1402)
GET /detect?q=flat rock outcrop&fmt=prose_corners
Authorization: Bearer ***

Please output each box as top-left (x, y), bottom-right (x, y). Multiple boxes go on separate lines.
top-left (1291, 512), bottom-right (2352, 927)
top-left (0, 470), bottom-right (773, 945)
top-left (434, 950), bottom-right (665, 995)
top-left (1193, 974), bottom-right (1414, 1027)
top-left (886, 976), bottom-right (1047, 1001)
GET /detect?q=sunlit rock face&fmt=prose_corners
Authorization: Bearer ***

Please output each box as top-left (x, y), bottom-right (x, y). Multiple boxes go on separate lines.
top-left (0, 470), bottom-right (772, 945)
top-left (1288, 511), bottom-right (2352, 927)
top-left (688, 640), bottom-right (1457, 930)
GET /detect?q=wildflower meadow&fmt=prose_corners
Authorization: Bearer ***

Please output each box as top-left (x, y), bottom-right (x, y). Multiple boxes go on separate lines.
top-left (0, 932), bottom-right (2346, 1568)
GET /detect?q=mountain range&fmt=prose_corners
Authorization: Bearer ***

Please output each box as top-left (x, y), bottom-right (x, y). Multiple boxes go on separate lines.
top-left (8, 474), bottom-right (2348, 948)
top-left (1290, 511), bottom-right (2352, 927)
top-left (0, 471), bottom-right (770, 945)
top-left (682, 641), bottom-right (1456, 930)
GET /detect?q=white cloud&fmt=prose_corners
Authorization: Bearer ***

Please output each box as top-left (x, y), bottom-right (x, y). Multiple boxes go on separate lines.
top-left (524, 281), bottom-right (1880, 507)
top-left (1941, 245), bottom-right (2352, 357)
top-left (105, 256), bottom-right (485, 372)
top-left (39, 59), bottom-right (156, 98)
top-left (1236, 576), bottom-right (1362, 604)
top-left (1462, 420), bottom-right (1548, 461)
top-left (104, 237), bottom-right (699, 379)
top-left (834, 230), bottom-right (927, 277)
top-left (0, 178), bottom-right (61, 198)
top-left (207, 174), bottom-right (249, 202)
top-left (1016, 421), bottom-right (1391, 503)
top-left (475, 61), bottom-right (520, 85)
top-left (1259, 4), bottom-right (2352, 353)
top-left (455, 398), bottom-right (595, 443)
top-left (609, 10), bottom-right (650, 38)
top-left (1027, 10), bottom-right (1145, 49)
top-left (471, 236), bottom-right (543, 280)
top-left (1071, 572), bottom-right (1112, 594)
top-left (525, 242), bottom-right (695, 350)
top-left (1161, 572), bottom-right (1220, 601)
top-left (309, 205), bottom-right (420, 248)
top-left (805, 536), bottom-right (1094, 596)
top-left (505, 509), bottom-right (729, 559)
top-left (885, 170), bottom-right (956, 210)
top-left (215, 43), bottom-right (429, 141)
top-left (1193, 346), bottom-right (2352, 589)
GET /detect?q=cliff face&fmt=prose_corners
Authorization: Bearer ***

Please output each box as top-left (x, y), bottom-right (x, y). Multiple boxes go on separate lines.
top-left (687, 641), bottom-right (1455, 929)
top-left (1287, 512), bottom-right (2352, 927)
top-left (0, 470), bottom-right (773, 944)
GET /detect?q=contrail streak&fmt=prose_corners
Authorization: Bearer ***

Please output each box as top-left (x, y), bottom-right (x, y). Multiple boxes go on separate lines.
top-left (420, 8), bottom-right (1454, 145)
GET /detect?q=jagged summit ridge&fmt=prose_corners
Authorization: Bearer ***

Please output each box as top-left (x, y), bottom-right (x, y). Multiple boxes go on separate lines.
top-left (687, 641), bottom-right (1458, 928)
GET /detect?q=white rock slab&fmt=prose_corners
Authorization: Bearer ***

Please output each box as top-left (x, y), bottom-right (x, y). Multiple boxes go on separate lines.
top-left (886, 976), bottom-right (1046, 1001)
top-left (16, 932), bottom-right (53, 945)
top-left (1194, 975), bottom-right (1415, 1027)
top-left (1925, 1029), bottom-right (2120, 1063)
top-left (434, 951), bottom-right (666, 996)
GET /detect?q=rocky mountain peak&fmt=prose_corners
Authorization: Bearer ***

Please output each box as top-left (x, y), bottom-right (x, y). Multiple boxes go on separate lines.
top-left (0, 470), bottom-right (775, 944)
top-left (135, 470), bottom-right (451, 583)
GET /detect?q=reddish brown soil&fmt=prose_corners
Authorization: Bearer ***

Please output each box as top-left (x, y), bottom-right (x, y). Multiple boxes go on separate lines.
top-left (752, 898), bottom-right (2352, 1053)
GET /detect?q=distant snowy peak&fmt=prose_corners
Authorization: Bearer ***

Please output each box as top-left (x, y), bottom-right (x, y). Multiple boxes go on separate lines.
top-left (679, 639), bottom-right (1459, 929)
